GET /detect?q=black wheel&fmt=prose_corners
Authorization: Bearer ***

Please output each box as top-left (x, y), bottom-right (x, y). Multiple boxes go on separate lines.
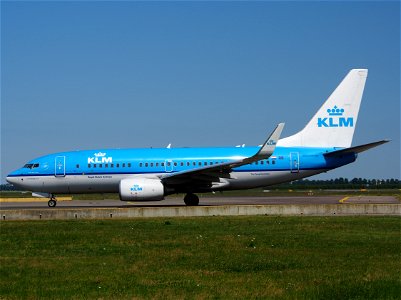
top-left (48, 199), bottom-right (57, 207)
top-left (184, 193), bottom-right (199, 206)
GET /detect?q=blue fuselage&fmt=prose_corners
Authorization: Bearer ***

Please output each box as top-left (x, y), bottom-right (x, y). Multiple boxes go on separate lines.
top-left (7, 146), bottom-right (356, 195)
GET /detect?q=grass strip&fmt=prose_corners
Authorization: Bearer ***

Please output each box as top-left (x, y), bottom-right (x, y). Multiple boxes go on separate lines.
top-left (1, 216), bottom-right (400, 299)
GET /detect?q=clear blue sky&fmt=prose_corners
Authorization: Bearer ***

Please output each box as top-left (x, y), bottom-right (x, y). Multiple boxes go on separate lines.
top-left (1, 1), bottom-right (400, 183)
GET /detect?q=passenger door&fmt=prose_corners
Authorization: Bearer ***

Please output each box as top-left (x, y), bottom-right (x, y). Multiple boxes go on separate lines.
top-left (55, 156), bottom-right (66, 177)
top-left (290, 152), bottom-right (299, 173)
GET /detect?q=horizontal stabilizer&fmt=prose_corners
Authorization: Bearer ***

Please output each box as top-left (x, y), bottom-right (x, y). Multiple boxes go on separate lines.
top-left (324, 140), bottom-right (389, 157)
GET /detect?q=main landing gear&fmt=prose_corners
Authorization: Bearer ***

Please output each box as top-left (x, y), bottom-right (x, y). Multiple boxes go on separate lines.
top-left (184, 193), bottom-right (199, 206)
top-left (48, 195), bottom-right (57, 208)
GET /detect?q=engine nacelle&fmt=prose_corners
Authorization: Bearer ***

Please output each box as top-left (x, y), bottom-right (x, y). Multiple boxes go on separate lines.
top-left (119, 178), bottom-right (165, 201)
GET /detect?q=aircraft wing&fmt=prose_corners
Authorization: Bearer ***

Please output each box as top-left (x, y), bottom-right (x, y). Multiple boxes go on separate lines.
top-left (160, 123), bottom-right (284, 185)
top-left (324, 140), bottom-right (389, 157)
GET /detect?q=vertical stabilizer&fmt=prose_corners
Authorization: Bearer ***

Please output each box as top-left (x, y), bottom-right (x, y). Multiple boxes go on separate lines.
top-left (278, 69), bottom-right (368, 148)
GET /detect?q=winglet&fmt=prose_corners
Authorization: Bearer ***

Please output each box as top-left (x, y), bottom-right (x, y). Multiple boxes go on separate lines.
top-left (161, 123), bottom-right (285, 182)
top-left (241, 123), bottom-right (284, 165)
top-left (257, 123), bottom-right (285, 158)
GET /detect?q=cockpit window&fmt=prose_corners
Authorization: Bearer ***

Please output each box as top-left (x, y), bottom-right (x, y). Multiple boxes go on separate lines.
top-left (23, 163), bottom-right (40, 169)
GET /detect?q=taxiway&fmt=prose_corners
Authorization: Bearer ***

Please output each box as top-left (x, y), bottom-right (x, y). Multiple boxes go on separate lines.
top-left (0, 195), bottom-right (398, 210)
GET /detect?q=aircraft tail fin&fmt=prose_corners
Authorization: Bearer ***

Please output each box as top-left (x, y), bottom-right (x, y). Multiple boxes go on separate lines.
top-left (278, 69), bottom-right (368, 148)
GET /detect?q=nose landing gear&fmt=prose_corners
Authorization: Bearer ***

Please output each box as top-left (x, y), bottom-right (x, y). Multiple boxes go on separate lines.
top-left (48, 195), bottom-right (57, 207)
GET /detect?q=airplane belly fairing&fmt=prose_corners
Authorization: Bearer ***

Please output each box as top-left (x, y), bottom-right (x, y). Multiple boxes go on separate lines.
top-left (226, 169), bottom-right (327, 190)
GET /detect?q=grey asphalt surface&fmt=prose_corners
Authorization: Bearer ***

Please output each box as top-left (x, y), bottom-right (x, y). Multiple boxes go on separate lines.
top-left (1, 195), bottom-right (399, 210)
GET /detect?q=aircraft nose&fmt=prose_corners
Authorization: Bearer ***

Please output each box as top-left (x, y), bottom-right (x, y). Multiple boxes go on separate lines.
top-left (6, 176), bottom-right (18, 185)
top-left (6, 169), bottom-right (22, 186)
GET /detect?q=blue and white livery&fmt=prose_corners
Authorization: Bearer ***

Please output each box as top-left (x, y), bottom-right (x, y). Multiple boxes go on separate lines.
top-left (6, 69), bottom-right (388, 207)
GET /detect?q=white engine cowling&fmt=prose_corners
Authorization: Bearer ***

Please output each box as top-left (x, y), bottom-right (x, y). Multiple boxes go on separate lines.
top-left (119, 178), bottom-right (165, 201)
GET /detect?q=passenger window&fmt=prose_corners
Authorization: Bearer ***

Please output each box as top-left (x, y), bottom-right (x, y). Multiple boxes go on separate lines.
top-left (128, 163), bottom-right (131, 167)
top-left (150, 163), bottom-right (154, 167)
top-left (140, 163), bottom-right (143, 167)
top-left (105, 164), bottom-right (108, 168)
top-left (167, 162), bottom-right (171, 166)
top-left (93, 164), bottom-right (97, 168)
top-left (156, 162), bottom-right (159, 167)
top-left (145, 163), bottom-right (148, 167)
top-left (193, 162), bottom-right (196, 166)
top-left (111, 164), bottom-right (114, 168)
top-left (261, 161), bottom-right (264, 165)
top-left (122, 163), bottom-right (126, 167)
top-left (204, 162), bottom-right (207, 166)
top-left (76, 164), bottom-right (80, 168)
top-left (161, 162), bottom-right (165, 167)
top-left (198, 162), bottom-right (202, 166)
top-left (174, 162), bottom-right (177, 166)
top-left (88, 164), bottom-right (91, 168)
top-left (210, 162), bottom-right (213, 165)
top-left (116, 163), bottom-right (120, 168)
top-left (180, 162), bottom-right (184, 166)
top-left (267, 160), bottom-right (270, 164)
top-left (187, 162), bottom-right (190, 166)
top-left (255, 161), bottom-right (259, 165)
top-left (99, 164), bottom-right (102, 168)
top-left (272, 160), bottom-right (276, 165)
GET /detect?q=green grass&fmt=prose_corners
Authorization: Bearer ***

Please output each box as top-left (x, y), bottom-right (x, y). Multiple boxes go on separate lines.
top-left (1, 216), bottom-right (400, 299)
top-left (0, 191), bottom-right (36, 198)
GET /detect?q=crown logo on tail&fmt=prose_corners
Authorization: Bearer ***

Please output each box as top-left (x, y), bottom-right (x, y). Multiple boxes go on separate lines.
top-left (318, 104), bottom-right (353, 128)
top-left (327, 105), bottom-right (345, 116)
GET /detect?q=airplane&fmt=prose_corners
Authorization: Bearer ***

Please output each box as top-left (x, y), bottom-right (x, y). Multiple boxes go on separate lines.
top-left (6, 69), bottom-right (389, 207)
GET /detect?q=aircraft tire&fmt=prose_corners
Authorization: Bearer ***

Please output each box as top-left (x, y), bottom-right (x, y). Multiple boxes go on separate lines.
top-left (48, 199), bottom-right (57, 208)
top-left (184, 193), bottom-right (199, 206)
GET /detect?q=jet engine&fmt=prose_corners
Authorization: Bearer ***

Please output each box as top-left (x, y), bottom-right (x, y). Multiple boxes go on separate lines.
top-left (119, 178), bottom-right (165, 201)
